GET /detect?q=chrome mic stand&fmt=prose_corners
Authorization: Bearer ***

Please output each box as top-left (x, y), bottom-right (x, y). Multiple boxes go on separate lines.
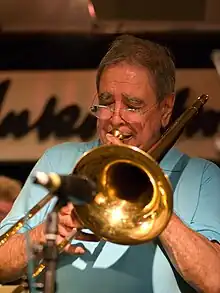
top-left (21, 211), bottom-right (59, 293)
top-left (30, 172), bottom-right (97, 293)
top-left (42, 211), bottom-right (58, 293)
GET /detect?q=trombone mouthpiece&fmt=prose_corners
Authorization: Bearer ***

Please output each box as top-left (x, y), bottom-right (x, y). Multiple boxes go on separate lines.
top-left (110, 129), bottom-right (124, 140)
top-left (112, 129), bottom-right (123, 140)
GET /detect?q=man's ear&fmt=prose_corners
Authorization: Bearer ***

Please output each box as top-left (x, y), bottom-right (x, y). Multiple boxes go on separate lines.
top-left (161, 94), bottom-right (175, 128)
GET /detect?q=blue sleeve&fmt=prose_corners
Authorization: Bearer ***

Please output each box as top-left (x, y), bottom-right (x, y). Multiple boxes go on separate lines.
top-left (0, 151), bottom-right (56, 235)
top-left (189, 161), bottom-right (220, 242)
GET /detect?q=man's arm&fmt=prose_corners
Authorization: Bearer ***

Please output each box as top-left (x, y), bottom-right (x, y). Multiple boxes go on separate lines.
top-left (0, 224), bottom-right (45, 283)
top-left (159, 161), bottom-right (220, 293)
top-left (0, 151), bottom-right (54, 283)
top-left (160, 214), bottom-right (220, 293)
top-left (0, 143), bottom-right (96, 283)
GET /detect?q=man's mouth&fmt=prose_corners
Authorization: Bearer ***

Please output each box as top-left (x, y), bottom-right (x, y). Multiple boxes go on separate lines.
top-left (121, 134), bottom-right (133, 141)
top-left (108, 129), bottom-right (133, 141)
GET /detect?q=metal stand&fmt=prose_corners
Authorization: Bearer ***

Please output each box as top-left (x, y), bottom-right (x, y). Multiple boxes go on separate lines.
top-left (28, 172), bottom-right (96, 293)
top-left (42, 212), bottom-right (58, 293)
top-left (25, 211), bottom-right (59, 293)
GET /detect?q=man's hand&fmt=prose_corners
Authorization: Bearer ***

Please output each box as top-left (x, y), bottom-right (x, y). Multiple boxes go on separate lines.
top-left (57, 202), bottom-right (99, 255)
top-left (106, 134), bottom-right (124, 145)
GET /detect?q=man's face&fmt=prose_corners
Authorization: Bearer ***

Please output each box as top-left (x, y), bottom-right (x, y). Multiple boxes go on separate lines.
top-left (97, 62), bottom-right (174, 151)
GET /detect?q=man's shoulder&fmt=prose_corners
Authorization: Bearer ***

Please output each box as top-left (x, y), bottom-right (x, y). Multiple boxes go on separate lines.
top-left (45, 139), bottom-right (100, 157)
top-left (185, 155), bottom-right (219, 176)
top-left (189, 156), bottom-right (220, 181)
top-left (174, 152), bottom-right (220, 196)
top-left (160, 147), bottom-right (189, 172)
top-left (41, 139), bottom-right (100, 172)
top-left (162, 147), bottom-right (217, 172)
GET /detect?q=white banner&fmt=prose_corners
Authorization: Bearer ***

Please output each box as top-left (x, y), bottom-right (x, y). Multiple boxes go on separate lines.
top-left (0, 69), bottom-right (220, 161)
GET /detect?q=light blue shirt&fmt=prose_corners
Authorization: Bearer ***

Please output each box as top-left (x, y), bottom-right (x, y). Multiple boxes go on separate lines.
top-left (1, 140), bottom-right (220, 293)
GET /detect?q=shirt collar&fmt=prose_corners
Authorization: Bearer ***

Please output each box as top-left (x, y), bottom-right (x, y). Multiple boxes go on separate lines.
top-left (95, 139), bottom-right (187, 172)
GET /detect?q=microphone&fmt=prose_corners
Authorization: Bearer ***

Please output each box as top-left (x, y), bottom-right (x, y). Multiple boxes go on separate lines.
top-left (33, 172), bottom-right (97, 205)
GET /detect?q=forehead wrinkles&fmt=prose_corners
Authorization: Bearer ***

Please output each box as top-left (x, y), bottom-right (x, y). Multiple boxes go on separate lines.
top-left (103, 66), bottom-right (142, 85)
top-left (99, 64), bottom-right (157, 99)
top-left (105, 81), bottom-right (147, 100)
top-left (107, 75), bottom-right (144, 92)
top-left (109, 79), bottom-right (141, 88)
top-left (109, 71), bottom-right (140, 85)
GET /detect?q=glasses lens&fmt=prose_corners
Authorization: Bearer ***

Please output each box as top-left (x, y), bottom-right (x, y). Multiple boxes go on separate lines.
top-left (90, 103), bottom-right (157, 122)
top-left (120, 109), bottom-right (142, 123)
top-left (121, 103), bottom-right (158, 123)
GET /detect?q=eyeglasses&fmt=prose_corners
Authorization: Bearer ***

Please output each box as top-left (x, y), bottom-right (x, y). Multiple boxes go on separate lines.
top-left (90, 103), bottom-right (158, 123)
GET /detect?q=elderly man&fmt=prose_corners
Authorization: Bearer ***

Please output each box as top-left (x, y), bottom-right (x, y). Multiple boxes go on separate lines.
top-left (0, 35), bottom-right (220, 293)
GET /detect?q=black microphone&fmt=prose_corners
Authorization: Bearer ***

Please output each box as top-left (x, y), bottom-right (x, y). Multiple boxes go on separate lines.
top-left (33, 172), bottom-right (97, 205)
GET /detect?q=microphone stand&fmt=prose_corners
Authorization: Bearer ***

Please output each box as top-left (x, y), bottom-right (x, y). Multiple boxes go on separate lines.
top-left (31, 172), bottom-right (97, 293)
top-left (42, 211), bottom-right (59, 293)
top-left (21, 210), bottom-right (59, 293)
top-left (25, 199), bottom-right (67, 293)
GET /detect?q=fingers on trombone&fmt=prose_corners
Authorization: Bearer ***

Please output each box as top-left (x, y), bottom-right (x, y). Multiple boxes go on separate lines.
top-left (74, 231), bottom-right (100, 242)
top-left (106, 134), bottom-right (123, 145)
top-left (64, 243), bottom-right (85, 255)
top-left (58, 225), bottom-right (72, 238)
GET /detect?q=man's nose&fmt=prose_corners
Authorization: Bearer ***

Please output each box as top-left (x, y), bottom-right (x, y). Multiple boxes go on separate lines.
top-left (111, 105), bottom-right (124, 125)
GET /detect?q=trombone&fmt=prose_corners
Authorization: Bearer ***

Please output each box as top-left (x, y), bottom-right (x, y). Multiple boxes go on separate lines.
top-left (0, 94), bottom-right (209, 278)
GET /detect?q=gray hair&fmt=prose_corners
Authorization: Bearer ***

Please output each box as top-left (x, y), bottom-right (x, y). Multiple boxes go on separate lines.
top-left (96, 34), bottom-right (175, 102)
